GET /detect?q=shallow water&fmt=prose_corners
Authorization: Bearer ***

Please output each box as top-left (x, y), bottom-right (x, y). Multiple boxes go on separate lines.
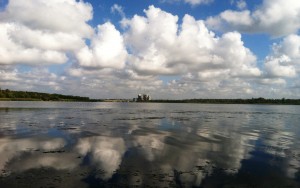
top-left (0, 102), bottom-right (300, 187)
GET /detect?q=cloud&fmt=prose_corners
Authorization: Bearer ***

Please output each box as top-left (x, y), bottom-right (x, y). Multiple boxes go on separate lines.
top-left (111, 4), bottom-right (125, 18)
top-left (272, 34), bottom-right (300, 60)
top-left (76, 22), bottom-right (127, 69)
top-left (0, 0), bottom-right (92, 65)
top-left (236, 0), bottom-right (247, 10)
top-left (264, 55), bottom-right (296, 78)
top-left (122, 6), bottom-right (260, 79)
top-left (184, 0), bottom-right (213, 6)
top-left (258, 78), bottom-right (286, 86)
top-left (122, 6), bottom-right (179, 75)
top-left (0, 0), bottom-right (93, 37)
top-left (0, 67), bottom-right (66, 92)
top-left (160, 0), bottom-right (213, 6)
top-left (253, 34), bottom-right (300, 97)
top-left (229, 0), bottom-right (247, 10)
top-left (8, 24), bottom-right (85, 52)
top-left (263, 34), bottom-right (300, 78)
top-left (0, 24), bottom-right (68, 65)
top-left (206, 0), bottom-right (300, 37)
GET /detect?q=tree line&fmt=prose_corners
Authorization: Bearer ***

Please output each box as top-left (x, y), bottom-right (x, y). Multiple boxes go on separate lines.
top-left (150, 98), bottom-right (300, 105)
top-left (0, 88), bottom-right (101, 101)
top-left (1, 88), bottom-right (299, 104)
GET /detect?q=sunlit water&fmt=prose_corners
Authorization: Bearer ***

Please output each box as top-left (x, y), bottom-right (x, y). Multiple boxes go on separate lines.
top-left (0, 102), bottom-right (300, 187)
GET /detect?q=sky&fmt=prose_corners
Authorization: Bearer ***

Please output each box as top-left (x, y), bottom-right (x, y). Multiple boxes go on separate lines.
top-left (0, 0), bottom-right (300, 99)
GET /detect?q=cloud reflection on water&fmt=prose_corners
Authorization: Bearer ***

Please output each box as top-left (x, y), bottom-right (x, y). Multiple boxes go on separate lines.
top-left (0, 103), bottom-right (299, 187)
top-left (76, 136), bottom-right (126, 180)
top-left (0, 137), bottom-right (66, 173)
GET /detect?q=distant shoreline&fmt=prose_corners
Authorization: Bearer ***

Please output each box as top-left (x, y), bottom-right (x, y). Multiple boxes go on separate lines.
top-left (1, 98), bottom-right (300, 105)
top-left (1, 99), bottom-right (300, 105)
top-left (149, 99), bottom-right (300, 105)
top-left (1, 89), bottom-right (300, 105)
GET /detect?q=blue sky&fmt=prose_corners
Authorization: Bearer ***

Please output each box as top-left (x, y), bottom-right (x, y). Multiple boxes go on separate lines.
top-left (0, 0), bottom-right (300, 99)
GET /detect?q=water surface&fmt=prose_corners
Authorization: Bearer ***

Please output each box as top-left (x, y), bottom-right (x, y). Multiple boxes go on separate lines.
top-left (0, 102), bottom-right (300, 187)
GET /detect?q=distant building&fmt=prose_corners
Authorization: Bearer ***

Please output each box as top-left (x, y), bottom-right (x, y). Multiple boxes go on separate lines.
top-left (135, 94), bottom-right (151, 102)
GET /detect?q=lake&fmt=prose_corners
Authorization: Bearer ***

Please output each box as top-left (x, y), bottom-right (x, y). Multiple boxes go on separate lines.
top-left (0, 102), bottom-right (300, 187)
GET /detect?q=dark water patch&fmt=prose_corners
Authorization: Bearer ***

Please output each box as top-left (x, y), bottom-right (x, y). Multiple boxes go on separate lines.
top-left (131, 127), bottom-right (166, 136)
top-left (0, 168), bottom-right (90, 188)
top-left (77, 131), bottom-right (101, 137)
top-left (42, 150), bottom-right (66, 154)
top-left (114, 117), bottom-right (144, 120)
top-left (115, 116), bottom-right (164, 121)
top-left (144, 116), bottom-right (164, 120)
top-left (172, 111), bottom-right (200, 114)
top-left (164, 133), bottom-right (221, 148)
top-left (170, 117), bottom-right (191, 121)
top-left (57, 127), bottom-right (78, 130)
top-left (233, 130), bottom-right (260, 138)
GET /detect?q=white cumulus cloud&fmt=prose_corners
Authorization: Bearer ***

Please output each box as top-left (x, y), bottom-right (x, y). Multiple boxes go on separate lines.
top-left (76, 22), bottom-right (127, 69)
top-left (0, 0), bottom-right (93, 65)
top-left (264, 55), bottom-right (296, 78)
top-left (263, 34), bottom-right (300, 78)
top-left (0, 0), bottom-right (93, 37)
top-left (206, 0), bottom-right (300, 37)
top-left (0, 23), bottom-right (68, 65)
top-left (123, 6), bottom-right (260, 79)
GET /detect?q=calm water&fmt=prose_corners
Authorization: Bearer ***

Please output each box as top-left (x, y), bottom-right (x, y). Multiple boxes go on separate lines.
top-left (0, 102), bottom-right (300, 187)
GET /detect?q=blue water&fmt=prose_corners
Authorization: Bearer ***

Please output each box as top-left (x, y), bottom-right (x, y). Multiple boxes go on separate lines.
top-left (0, 102), bottom-right (300, 187)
